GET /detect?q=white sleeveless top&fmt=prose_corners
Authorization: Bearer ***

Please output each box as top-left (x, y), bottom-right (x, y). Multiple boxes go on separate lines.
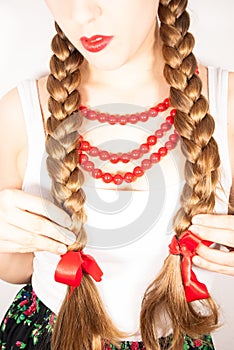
top-left (17, 67), bottom-right (232, 342)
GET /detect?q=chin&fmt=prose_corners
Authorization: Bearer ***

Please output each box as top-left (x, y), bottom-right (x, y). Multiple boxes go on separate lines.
top-left (91, 58), bottom-right (129, 71)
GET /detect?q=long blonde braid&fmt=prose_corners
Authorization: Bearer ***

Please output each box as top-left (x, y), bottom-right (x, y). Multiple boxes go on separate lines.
top-left (140, 1), bottom-right (220, 349)
top-left (46, 22), bottom-right (126, 350)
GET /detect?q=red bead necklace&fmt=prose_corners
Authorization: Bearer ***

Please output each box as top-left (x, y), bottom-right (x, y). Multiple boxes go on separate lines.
top-left (79, 108), bottom-right (176, 163)
top-left (77, 67), bottom-right (199, 184)
top-left (77, 101), bottom-right (180, 185)
top-left (79, 98), bottom-right (170, 125)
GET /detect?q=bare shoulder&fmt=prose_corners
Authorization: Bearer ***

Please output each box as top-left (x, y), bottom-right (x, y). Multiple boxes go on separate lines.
top-left (0, 87), bottom-right (28, 189)
top-left (0, 87), bottom-right (26, 143)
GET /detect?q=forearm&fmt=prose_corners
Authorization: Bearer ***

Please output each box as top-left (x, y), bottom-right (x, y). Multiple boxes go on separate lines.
top-left (0, 252), bottom-right (34, 284)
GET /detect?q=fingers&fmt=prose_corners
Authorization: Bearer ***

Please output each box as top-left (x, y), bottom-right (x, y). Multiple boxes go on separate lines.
top-left (0, 222), bottom-right (68, 254)
top-left (189, 223), bottom-right (234, 248)
top-left (192, 214), bottom-right (234, 230)
top-left (193, 244), bottom-right (234, 276)
top-left (0, 189), bottom-right (72, 228)
top-left (4, 208), bottom-right (76, 246)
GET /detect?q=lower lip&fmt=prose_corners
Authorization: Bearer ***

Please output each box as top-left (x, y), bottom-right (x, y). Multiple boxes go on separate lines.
top-left (80, 36), bottom-right (113, 53)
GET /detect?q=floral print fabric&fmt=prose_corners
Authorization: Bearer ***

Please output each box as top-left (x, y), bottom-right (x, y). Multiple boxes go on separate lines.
top-left (0, 285), bottom-right (215, 349)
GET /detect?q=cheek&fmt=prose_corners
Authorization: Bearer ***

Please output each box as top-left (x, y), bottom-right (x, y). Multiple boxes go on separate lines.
top-left (44, 0), bottom-right (71, 22)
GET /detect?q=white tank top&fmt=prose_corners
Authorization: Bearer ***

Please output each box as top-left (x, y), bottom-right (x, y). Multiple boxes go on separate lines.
top-left (17, 67), bottom-right (232, 341)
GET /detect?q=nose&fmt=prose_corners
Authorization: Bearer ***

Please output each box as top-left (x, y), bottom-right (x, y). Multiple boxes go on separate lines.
top-left (70, 0), bottom-right (102, 24)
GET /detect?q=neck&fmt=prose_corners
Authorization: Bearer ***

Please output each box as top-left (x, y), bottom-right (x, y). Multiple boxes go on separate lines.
top-left (79, 22), bottom-right (169, 108)
top-left (81, 22), bottom-right (165, 90)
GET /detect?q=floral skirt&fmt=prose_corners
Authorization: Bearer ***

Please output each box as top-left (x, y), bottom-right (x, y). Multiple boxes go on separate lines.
top-left (0, 285), bottom-right (215, 350)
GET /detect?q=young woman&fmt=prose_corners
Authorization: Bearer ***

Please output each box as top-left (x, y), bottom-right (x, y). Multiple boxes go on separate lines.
top-left (0, 0), bottom-right (234, 349)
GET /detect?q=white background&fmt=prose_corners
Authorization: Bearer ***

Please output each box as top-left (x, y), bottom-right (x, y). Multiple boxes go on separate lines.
top-left (0, 1), bottom-right (234, 349)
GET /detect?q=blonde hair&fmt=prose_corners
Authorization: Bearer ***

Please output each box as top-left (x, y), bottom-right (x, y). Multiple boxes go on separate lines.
top-left (46, 1), bottom-right (220, 349)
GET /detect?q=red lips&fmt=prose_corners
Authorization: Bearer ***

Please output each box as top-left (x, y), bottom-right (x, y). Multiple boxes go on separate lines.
top-left (80, 35), bottom-right (113, 53)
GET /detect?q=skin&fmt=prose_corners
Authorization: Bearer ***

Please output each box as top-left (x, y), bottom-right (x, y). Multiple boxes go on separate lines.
top-left (0, 0), bottom-right (234, 283)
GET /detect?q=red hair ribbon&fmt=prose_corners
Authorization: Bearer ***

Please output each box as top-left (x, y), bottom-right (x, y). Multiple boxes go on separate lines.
top-left (54, 251), bottom-right (103, 295)
top-left (169, 230), bottom-right (212, 302)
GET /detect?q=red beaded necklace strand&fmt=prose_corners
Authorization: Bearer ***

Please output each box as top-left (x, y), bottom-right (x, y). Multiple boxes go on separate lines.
top-left (76, 99), bottom-right (180, 185)
top-left (79, 97), bottom-right (170, 125)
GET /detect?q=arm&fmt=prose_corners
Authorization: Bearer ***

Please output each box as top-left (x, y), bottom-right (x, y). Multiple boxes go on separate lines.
top-left (0, 87), bottom-right (34, 284)
top-left (0, 88), bottom-right (76, 284)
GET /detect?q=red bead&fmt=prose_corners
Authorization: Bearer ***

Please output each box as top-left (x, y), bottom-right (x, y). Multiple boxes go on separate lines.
top-left (98, 113), bottom-right (107, 123)
top-left (79, 105), bottom-right (87, 111)
top-left (141, 159), bottom-right (152, 170)
top-left (83, 161), bottom-right (95, 172)
top-left (133, 166), bottom-right (144, 177)
top-left (129, 114), bottom-right (138, 124)
top-left (165, 141), bottom-right (176, 150)
top-left (99, 151), bottom-right (110, 161)
top-left (109, 115), bottom-right (117, 125)
top-left (102, 173), bottom-right (113, 183)
top-left (139, 112), bottom-right (149, 122)
top-left (80, 107), bottom-right (88, 116)
top-left (120, 153), bottom-right (130, 163)
top-left (87, 110), bottom-right (97, 120)
top-left (79, 154), bottom-right (88, 164)
top-left (78, 135), bottom-right (83, 141)
top-left (113, 174), bottom-right (123, 185)
top-left (157, 103), bottom-right (166, 112)
top-left (159, 147), bottom-right (168, 157)
top-left (166, 115), bottom-right (174, 124)
top-left (170, 109), bottom-right (177, 117)
top-left (92, 168), bottom-right (103, 179)
top-left (139, 143), bottom-right (150, 154)
top-left (155, 129), bottom-right (164, 138)
top-left (163, 98), bottom-right (170, 108)
top-left (169, 133), bottom-right (179, 143)
top-left (149, 107), bottom-right (158, 117)
top-left (130, 149), bottom-right (141, 159)
top-left (89, 146), bottom-right (99, 157)
top-left (119, 116), bottom-right (127, 125)
top-left (150, 152), bottom-right (161, 163)
top-left (161, 122), bottom-right (172, 131)
top-left (110, 154), bottom-right (120, 163)
top-left (147, 135), bottom-right (157, 146)
top-left (124, 172), bottom-right (135, 183)
top-left (80, 141), bottom-right (91, 151)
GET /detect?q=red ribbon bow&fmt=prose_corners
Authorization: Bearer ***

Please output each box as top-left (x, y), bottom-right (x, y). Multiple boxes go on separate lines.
top-left (54, 251), bottom-right (103, 295)
top-left (169, 230), bottom-right (212, 302)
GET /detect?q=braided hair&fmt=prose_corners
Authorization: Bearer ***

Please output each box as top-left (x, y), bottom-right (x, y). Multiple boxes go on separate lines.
top-left (46, 23), bottom-right (126, 350)
top-left (46, 1), bottom-right (221, 349)
top-left (141, 1), bottom-right (220, 349)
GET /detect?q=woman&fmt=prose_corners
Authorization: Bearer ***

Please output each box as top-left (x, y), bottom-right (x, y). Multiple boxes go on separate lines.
top-left (0, 0), bottom-right (234, 349)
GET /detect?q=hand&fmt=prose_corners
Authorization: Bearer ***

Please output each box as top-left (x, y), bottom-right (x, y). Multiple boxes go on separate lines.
top-left (0, 189), bottom-right (76, 255)
top-left (189, 214), bottom-right (234, 276)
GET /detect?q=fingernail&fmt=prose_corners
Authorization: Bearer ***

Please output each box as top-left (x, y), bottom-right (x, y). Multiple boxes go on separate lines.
top-left (64, 216), bottom-right (72, 228)
top-left (65, 232), bottom-right (76, 245)
top-left (193, 256), bottom-right (201, 265)
top-left (57, 245), bottom-right (67, 254)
